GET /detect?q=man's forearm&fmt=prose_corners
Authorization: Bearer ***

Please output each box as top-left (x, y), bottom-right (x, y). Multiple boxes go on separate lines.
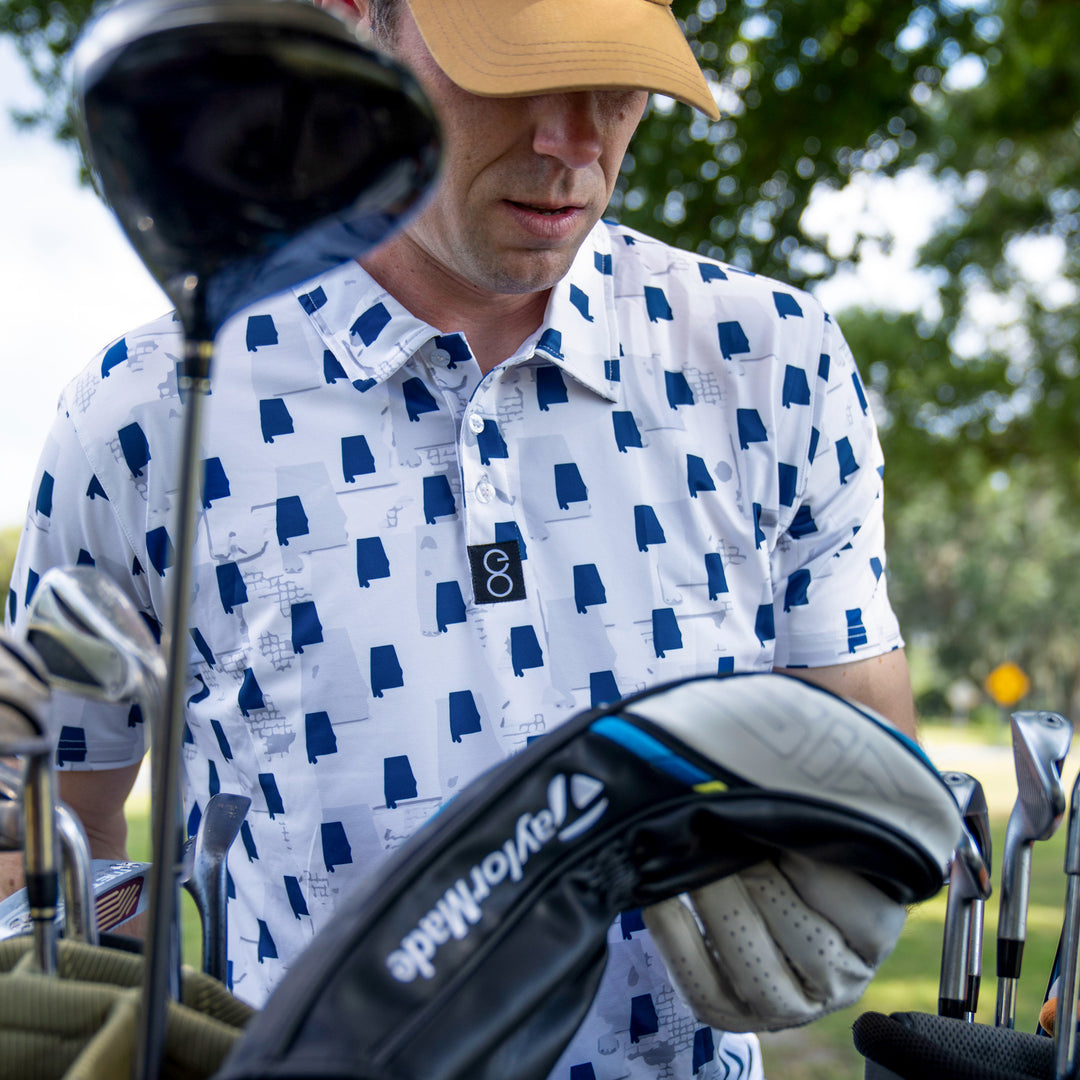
top-left (0, 851), bottom-right (24, 901)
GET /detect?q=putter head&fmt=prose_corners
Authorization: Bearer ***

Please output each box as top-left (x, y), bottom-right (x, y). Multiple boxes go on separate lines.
top-left (25, 566), bottom-right (165, 703)
top-left (0, 634), bottom-right (52, 757)
top-left (1010, 711), bottom-right (1072, 842)
top-left (0, 859), bottom-right (151, 940)
top-left (72, 0), bottom-right (441, 345)
top-left (942, 771), bottom-right (992, 879)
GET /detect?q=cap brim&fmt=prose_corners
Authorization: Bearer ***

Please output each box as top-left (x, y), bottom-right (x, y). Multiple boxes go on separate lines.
top-left (407, 0), bottom-right (720, 120)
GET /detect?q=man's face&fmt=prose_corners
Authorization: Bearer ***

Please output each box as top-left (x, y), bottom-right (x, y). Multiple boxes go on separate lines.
top-left (386, 8), bottom-right (648, 297)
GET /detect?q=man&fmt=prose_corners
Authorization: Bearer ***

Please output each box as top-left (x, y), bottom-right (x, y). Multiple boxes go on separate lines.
top-left (5, 0), bottom-right (914, 1077)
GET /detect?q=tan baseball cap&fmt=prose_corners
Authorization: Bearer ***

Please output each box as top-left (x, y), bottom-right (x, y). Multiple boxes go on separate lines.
top-left (406, 0), bottom-right (720, 120)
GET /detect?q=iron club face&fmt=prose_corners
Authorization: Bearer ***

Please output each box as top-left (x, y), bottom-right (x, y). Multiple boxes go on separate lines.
top-left (25, 565), bottom-right (165, 708)
top-left (0, 633), bottom-right (58, 974)
top-left (938, 772), bottom-right (992, 1021)
top-left (73, 0), bottom-right (441, 345)
top-left (183, 792), bottom-right (251, 982)
top-left (996, 710), bottom-right (1073, 1028)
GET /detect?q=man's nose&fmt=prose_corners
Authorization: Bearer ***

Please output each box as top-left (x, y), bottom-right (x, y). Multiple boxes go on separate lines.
top-left (530, 92), bottom-right (604, 169)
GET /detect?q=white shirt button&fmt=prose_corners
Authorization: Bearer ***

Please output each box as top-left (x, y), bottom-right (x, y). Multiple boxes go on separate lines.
top-left (467, 413), bottom-right (486, 434)
top-left (475, 478), bottom-right (495, 503)
top-left (430, 348), bottom-right (452, 367)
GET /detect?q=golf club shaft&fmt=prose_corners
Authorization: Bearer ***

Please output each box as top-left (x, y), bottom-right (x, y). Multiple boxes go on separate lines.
top-left (997, 840), bottom-right (1033, 1027)
top-left (23, 755), bottom-right (58, 973)
top-left (205, 873), bottom-right (226, 982)
top-left (134, 338), bottom-right (211, 1080)
top-left (1055, 774), bottom-right (1080, 1080)
top-left (1055, 872), bottom-right (1080, 1077)
top-left (967, 898), bottom-right (985, 1020)
top-left (56, 803), bottom-right (98, 944)
top-left (939, 890), bottom-right (973, 1018)
top-left (2, 760), bottom-right (100, 944)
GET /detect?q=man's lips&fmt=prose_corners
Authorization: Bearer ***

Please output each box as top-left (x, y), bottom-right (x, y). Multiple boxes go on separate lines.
top-left (501, 199), bottom-right (588, 241)
top-left (505, 199), bottom-right (582, 216)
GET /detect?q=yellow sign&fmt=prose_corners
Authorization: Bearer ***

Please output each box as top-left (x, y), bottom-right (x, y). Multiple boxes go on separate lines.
top-left (984, 662), bottom-right (1031, 707)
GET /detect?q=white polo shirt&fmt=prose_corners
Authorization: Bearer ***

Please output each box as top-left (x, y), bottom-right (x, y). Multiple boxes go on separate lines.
top-left (9, 220), bottom-right (901, 1080)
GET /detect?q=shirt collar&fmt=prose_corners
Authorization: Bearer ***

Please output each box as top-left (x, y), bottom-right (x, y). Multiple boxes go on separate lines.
top-left (291, 221), bottom-right (621, 402)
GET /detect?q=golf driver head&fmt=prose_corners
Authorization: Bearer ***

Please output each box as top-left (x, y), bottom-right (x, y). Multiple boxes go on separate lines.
top-left (1009, 710), bottom-right (1072, 843)
top-left (25, 565), bottom-right (166, 704)
top-left (72, 0), bottom-right (441, 344)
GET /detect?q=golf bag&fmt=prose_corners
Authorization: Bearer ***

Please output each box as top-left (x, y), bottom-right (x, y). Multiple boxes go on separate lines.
top-left (854, 1010), bottom-right (1056, 1080)
top-left (0, 936), bottom-right (252, 1079)
top-left (216, 672), bottom-right (962, 1080)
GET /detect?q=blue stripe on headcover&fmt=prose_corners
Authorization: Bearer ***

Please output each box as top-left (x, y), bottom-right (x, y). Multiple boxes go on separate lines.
top-left (591, 717), bottom-right (712, 786)
top-left (892, 728), bottom-right (936, 770)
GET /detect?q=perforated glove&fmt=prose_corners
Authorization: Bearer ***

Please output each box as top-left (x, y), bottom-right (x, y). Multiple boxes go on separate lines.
top-left (633, 676), bottom-right (936, 1032)
top-left (644, 854), bottom-right (906, 1031)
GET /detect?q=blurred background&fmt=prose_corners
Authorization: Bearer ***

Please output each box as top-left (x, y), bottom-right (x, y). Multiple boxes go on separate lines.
top-left (1, 0), bottom-right (1078, 1073)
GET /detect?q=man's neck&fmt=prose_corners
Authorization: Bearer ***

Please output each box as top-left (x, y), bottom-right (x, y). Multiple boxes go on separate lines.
top-left (361, 237), bottom-right (552, 375)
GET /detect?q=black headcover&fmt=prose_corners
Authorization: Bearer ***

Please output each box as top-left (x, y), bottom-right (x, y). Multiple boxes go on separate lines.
top-left (214, 673), bottom-right (958, 1080)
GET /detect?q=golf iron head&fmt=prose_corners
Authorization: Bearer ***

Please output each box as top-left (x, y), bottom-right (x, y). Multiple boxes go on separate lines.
top-left (939, 772), bottom-right (992, 1021)
top-left (996, 710), bottom-right (1073, 1027)
top-left (25, 565), bottom-right (166, 708)
top-left (72, 0), bottom-right (441, 345)
top-left (183, 792), bottom-right (251, 982)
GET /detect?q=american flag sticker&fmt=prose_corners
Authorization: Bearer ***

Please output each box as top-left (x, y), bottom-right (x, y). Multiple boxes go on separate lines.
top-left (96, 877), bottom-right (145, 930)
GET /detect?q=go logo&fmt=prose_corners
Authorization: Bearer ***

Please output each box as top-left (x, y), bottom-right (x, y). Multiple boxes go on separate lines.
top-left (468, 539), bottom-right (526, 604)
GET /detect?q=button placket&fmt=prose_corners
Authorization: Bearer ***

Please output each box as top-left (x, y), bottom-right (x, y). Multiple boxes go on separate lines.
top-left (459, 369), bottom-right (511, 548)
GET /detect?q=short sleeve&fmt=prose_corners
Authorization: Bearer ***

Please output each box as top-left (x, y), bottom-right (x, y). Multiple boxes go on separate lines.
top-left (5, 389), bottom-right (152, 769)
top-left (770, 315), bottom-right (903, 668)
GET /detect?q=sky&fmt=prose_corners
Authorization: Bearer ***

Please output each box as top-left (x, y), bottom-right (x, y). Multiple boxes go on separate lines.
top-left (0, 37), bottom-right (949, 529)
top-left (1, 39), bottom-right (171, 526)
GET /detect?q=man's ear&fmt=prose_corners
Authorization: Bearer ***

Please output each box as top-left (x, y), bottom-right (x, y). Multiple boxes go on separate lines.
top-left (316, 0), bottom-right (371, 30)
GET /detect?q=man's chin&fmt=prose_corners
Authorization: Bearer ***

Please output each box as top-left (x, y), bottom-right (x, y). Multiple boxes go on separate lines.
top-left (478, 245), bottom-right (583, 297)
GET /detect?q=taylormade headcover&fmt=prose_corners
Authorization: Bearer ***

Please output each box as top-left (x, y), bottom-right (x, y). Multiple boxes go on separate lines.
top-left (215, 672), bottom-right (961, 1080)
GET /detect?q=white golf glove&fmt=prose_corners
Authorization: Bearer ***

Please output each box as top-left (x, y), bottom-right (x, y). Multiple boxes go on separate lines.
top-left (644, 851), bottom-right (907, 1031)
top-left (624, 673), bottom-right (961, 1032)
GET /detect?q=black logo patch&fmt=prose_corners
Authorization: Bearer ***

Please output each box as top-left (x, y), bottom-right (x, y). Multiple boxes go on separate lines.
top-left (469, 540), bottom-right (526, 604)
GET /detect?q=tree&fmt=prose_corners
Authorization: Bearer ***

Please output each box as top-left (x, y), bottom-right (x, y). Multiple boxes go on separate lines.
top-left (1, 0), bottom-right (96, 142)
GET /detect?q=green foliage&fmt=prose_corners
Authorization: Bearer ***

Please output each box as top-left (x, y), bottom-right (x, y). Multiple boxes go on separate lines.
top-left (0, 0), bottom-right (98, 142)
top-left (0, 526), bottom-right (22, 602)
top-left (618, 0), bottom-right (999, 284)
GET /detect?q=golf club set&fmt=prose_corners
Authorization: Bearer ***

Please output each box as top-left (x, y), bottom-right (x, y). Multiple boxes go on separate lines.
top-left (0, 573), bottom-right (248, 970)
top-left (855, 709), bottom-right (1080, 1079)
